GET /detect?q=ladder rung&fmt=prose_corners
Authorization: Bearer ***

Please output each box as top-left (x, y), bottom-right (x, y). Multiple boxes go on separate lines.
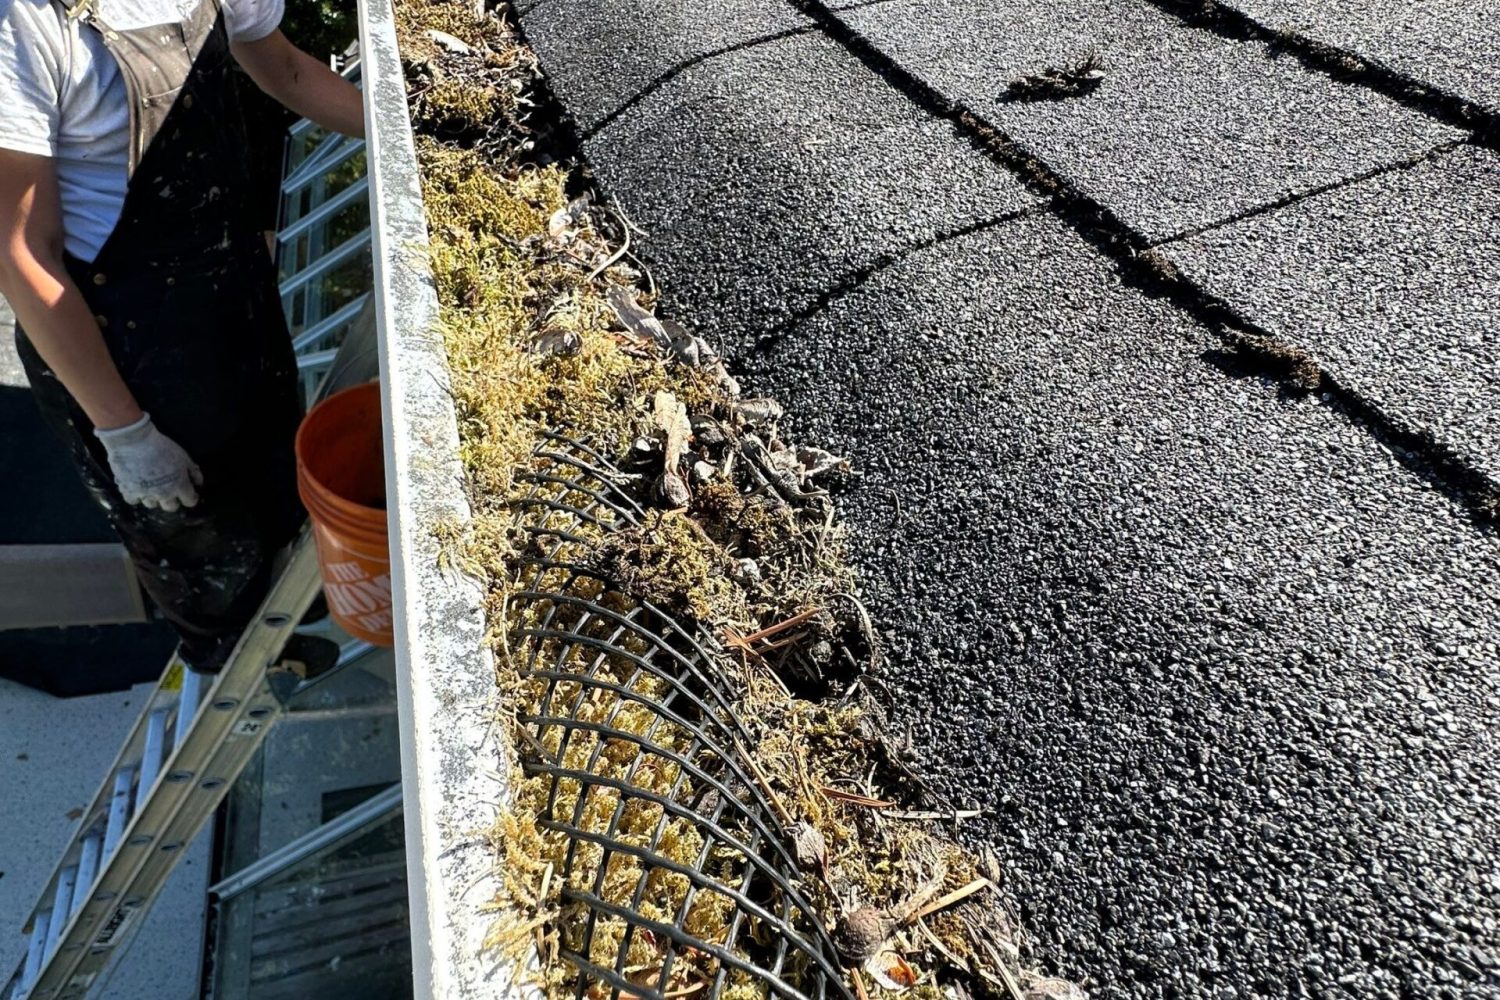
top-left (101, 768), bottom-right (135, 859)
top-left (42, 869), bottom-right (75, 958)
top-left (138, 709), bottom-right (170, 800)
top-left (19, 912), bottom-right (49, 990)
top-left (70, 836), bottom-right (103, 919)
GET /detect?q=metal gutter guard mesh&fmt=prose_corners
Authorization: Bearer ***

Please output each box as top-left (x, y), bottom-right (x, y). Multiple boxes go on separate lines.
top-left (510, 432), bottom-right (852, 1000)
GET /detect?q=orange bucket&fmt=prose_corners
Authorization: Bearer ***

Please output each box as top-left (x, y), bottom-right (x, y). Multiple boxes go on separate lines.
top-left (295, 382), bottom-right (394, 646)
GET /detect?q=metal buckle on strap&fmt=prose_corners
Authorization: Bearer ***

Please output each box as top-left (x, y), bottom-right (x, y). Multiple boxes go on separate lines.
top-left (61, 0), bottom-right (96, 21)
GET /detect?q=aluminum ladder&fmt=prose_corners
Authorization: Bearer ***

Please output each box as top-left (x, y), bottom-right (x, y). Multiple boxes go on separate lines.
top-left (1, 537), bottom-right (341, 1000)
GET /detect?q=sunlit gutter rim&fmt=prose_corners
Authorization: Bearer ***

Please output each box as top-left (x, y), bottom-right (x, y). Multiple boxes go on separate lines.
top-left (358, 0), bottom-right (522, 994)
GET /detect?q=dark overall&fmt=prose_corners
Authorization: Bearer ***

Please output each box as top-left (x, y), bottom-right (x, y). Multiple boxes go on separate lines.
top-left (16, 0), bottom-right (305, 671)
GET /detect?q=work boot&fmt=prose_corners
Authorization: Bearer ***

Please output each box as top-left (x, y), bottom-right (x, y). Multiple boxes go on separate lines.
top-left (266, 633), bottom-right (345, 703)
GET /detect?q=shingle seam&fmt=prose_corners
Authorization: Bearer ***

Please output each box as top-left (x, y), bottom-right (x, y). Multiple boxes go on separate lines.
top-left (1138, 0), bottom-right (1500, 151)
top-left (826, 0), bottom-right (904, 13)
top-left (582, 25), bottom-right (823, 141)
top-left (782, 0), bottom-right (1500, 529)
top-left (1148, 137), bottom-right (1472, 249)
top-left (745, 205), bottom-right (1045, 356)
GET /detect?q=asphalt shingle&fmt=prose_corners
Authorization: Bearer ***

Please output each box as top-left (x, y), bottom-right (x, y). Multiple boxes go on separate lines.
top-left (1163, 143), bottom-right (1500, 481)
top-left (573, 31), bottom-right (1038, 354)
top-left (838, 0), bottom-right (1464, 241)
top-left (740, 213), bottom-right (1500, 998)
top-left (519, 0), bottom-right (812, 135)
top-left (1218, 0), bottom-right (1500, 114)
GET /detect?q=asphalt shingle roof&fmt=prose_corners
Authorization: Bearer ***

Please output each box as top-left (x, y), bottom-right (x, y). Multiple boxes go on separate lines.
top-left (740, 212), bottom-right (1500, 996)
top-left (519, 0), bottom-right (811, 134)
top-left (519, 0), bottom-right (1500, 994)
top-left (1218, 0), bottom-right (1500, 115)
top-left (572, 31), bottom-right (1039, 354)
top-left (840, 0), bottom-right (1465, 241)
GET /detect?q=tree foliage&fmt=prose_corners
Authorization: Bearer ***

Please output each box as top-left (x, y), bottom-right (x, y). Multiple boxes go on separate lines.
top-left (280, 0), bottom-right (356, 61)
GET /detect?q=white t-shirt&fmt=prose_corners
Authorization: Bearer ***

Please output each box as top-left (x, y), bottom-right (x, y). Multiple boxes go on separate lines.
top-left (0, 0), bottom-right (283, 261)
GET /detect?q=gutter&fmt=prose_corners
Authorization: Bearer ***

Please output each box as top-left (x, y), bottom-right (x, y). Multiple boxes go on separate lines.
top-left (356, 0), bottom-right (524, 994)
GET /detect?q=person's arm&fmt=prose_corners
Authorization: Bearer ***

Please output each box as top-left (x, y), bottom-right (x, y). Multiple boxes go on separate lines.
top-left (0, 149), bottom-right (202, 511)
top-left (232, 30), bottom-right (364, 138)
top-left (0, 149), bottom-right (141, 429)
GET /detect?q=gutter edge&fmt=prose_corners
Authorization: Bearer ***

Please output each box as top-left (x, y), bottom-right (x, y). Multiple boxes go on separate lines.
top-left (357, 1), bottom-right (521, 995)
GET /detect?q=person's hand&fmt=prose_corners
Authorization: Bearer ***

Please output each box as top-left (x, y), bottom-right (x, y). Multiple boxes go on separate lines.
top-left (94, 413), bottom-right (203, 512)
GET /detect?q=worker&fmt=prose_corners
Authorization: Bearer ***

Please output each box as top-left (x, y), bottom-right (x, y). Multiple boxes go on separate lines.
top-left (0, 0), bottom-right (365, 673)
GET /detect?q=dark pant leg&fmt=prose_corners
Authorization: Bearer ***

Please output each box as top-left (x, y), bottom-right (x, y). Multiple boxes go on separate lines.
top-left (15, 257), bottom-right (305, 671)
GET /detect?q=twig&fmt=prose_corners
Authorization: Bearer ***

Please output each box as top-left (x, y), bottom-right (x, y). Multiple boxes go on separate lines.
top-left (841, 672), bottom-right (891, 707)
top-left (624, 249), bottom-right (657, 297)
top-left (538, 861), bottom-right (554, 905)
top-left (612, 195), bottom-right (650, 238)
top-left (753, 660), bottom-right (794, 700)
top-left (861, 763), bottom-right (887, 834)
top-left (911, 878), bottom-right (989, 922)
top-left (791, 746), bottom-right (819, 812)
top-left (735, 738), bottom-right (796, 826)
top-left (752, 630), bottom-right (809, 653)
top-left (518, 725), bottom-right (559, 766)
top-left (849, 967), bottom-right (871, 1000)
top-left (895, 875), bottom-right (949, 924)
top-left (828, 591), bottom-right (880, 673)
top-left (821, 786), bottom-right (896, 809)
top-left (585, 198), bottom-right (632, 283)
top-left (884, 809), bottom-right (984, 822)
top-left (721, 626), bottom-right (764, 665)
top-left (973, 929), bottom-right (1028, 1000)
top-left (914, 916), bottom-right (967, 971)
top-left (742, 607), bottom-right (824, 645)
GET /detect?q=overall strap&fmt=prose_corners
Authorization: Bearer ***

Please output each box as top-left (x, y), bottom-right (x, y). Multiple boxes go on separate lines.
top-left (60, 0), bottom-right (250, 272)
top-left (51, 0), bottom-right (103, 24)
top-left (45, 0), bottom-right (228, 178)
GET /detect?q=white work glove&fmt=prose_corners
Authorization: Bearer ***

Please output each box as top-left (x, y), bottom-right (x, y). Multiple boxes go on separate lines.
top-left (94, 413), bottom-right (203, 512)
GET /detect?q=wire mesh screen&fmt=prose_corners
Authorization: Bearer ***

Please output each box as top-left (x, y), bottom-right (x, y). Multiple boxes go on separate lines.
top-left (509, 433), bottom-right (853, 1000)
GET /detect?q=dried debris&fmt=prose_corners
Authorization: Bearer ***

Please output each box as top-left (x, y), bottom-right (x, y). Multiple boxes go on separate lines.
top-left (397, 0), bottom-right (539, 151)
top-left (530, 327), bottom-right (583, 356)
top-left (1223, 329), bottom-right (1323, 394)
top-left (396, 2), bottom-right (1087, 1000)
top-left (1005, 50), bottom-right (1106, 102)
top-left (609, 285), bottom-right (674, 352)
top-left (611, 287), bottom-right (740, 393)
top-left (1136, 248), bottom-right (1182, 285)
top-left (652, 390), bottom-right (694, 507)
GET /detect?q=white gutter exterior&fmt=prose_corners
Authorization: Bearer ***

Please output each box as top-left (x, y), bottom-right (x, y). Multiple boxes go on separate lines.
top-left (357, 0), bottom-right (522, 994)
